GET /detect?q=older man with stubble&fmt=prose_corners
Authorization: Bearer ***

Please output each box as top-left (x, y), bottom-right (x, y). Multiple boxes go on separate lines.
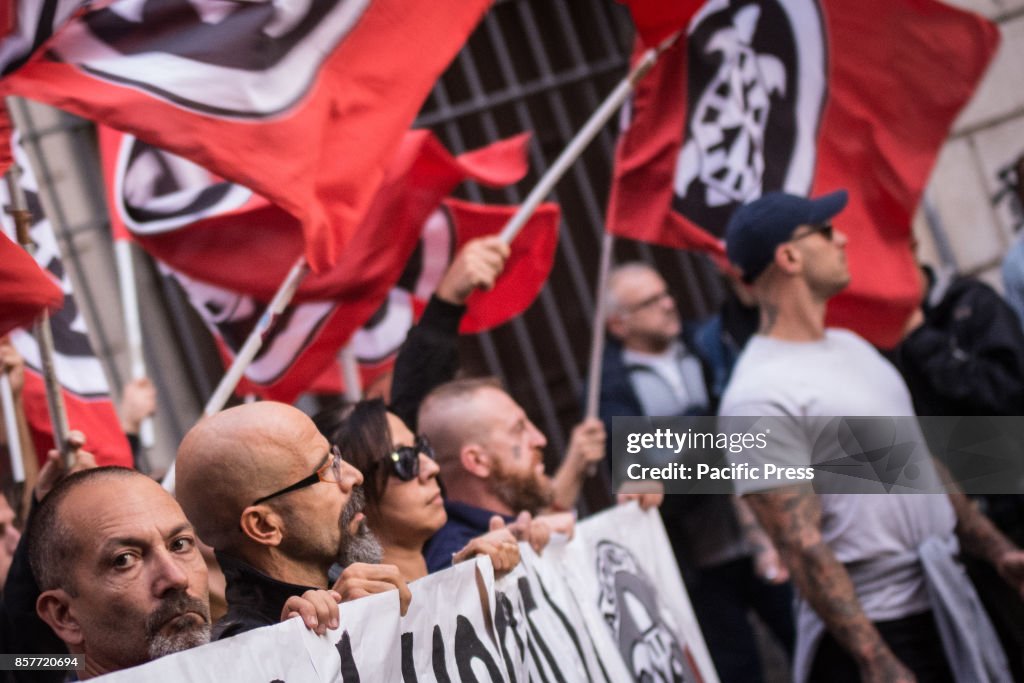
top-left (28, 468), bottom-right (211, 679)
top-left (175, 401), bottom-right (411, 639)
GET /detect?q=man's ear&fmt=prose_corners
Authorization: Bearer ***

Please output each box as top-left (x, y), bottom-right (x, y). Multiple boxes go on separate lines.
top-left (460, 444), bottom-right (492, 479)
top-left (606, 313), bottom-right (628, 341)
top-left (239, 506), bottom-right (284, 547)
top-left (773, 242), bottom-right (801, 275)
top-left (37, 589), bottom-right (82, 647)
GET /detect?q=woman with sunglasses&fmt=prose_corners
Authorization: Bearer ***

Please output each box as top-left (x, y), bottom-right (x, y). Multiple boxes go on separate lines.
top-left (317, 400), bottom-right (520, 582)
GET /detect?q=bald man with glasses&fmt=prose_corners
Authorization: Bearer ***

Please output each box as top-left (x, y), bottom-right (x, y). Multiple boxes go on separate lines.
top-left (176, 402), bottom-right (411, 639)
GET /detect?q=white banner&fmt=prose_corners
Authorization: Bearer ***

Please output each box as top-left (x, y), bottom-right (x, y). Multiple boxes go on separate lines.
top-left (94, 505), bottom-right (717, 682)
top-left (572, 504), bottom-right (720, 683)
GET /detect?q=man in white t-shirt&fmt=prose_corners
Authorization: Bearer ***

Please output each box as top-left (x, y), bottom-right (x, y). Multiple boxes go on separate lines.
top-left (719, 190), bottom-right (1024, 683)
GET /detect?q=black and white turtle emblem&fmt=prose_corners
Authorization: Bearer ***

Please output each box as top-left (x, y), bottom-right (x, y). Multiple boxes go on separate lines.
top-left (673, 0), bottom-right (827, 237)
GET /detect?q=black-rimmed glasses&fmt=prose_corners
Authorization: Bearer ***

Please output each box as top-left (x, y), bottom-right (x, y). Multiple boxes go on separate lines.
top-left (252, 444), bottom-right (343, 505)
top-left (625, 290), bottom-right (672, 314)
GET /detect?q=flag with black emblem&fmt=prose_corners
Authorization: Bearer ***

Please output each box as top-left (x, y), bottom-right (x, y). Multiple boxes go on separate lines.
top-left (608, 0), bottom-right (998, 347)
top-left (1, 138), bottom-right (132, 467)
top-left (0, 231), bottom-right (62, 338)
top-left (103, 129), bottom-right (557, 402)
top-left (2, 0), bottom-right (491, 274)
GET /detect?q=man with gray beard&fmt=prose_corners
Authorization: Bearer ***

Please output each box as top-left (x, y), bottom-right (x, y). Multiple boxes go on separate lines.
top-left (176, 402), bottom-right (411, 639)
top-left (29, 467), bottom-right (212, 679)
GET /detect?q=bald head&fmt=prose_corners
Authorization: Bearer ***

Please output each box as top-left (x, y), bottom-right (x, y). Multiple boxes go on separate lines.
top-left (176, 402), bottom-right (327, 550)
top-left (418, 378), bottom-right (503, 469)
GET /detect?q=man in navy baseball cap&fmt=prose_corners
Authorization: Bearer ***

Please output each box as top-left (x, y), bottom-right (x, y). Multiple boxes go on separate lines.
top-left (725, 190), bottom-right (848, 284)
top-left (717, 187), bottom-right (1024, 683)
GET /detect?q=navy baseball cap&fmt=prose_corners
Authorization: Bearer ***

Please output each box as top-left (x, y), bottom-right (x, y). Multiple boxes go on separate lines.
top-left (725, 190), bottom-right (848, 283)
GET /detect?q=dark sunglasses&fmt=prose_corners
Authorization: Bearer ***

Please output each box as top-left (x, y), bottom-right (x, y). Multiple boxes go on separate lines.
top-left (790, 222), bottom-right (834, 243)
top-left (377, 436), bottom-right (435, 482)
top-left (252, 444), bottom-right (343, 506)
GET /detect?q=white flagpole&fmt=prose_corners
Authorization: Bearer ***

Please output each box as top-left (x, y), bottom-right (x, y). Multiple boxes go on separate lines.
top-left (338, 345), bottom-right (362, 402)
top-left (582, 232), bottom-right (617, 479)
top-left (585, 232), bottom-right (615, 420)
top-left (114, 239), bottom-right (155, 448)
top-left (0, 375), bottom-right (24, 483)
top-left (164, 255), bottom-right (310, 492)
top-left (5, 168), bottom-right (72, 467)
top-left (202, 256), bottom-right (310, 416)
top-left (498, 37), bottom-right (671, 245)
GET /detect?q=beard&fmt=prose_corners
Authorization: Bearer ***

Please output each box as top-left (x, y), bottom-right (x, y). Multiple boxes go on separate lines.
top-left (337, 487), bottom-right (383, 566)
top-left (491, 456), bottom-right (553, 516)
top-left (145, 591), bottom-right (211, 660)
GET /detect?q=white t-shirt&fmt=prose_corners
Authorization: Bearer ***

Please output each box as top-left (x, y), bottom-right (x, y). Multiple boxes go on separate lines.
top-left (622, 341), bottom-right (709, 416)
top-left (719, 328), bottom-right (956, 621)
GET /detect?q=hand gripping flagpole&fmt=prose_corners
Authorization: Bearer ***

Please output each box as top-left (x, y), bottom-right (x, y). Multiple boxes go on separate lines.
top-left (113, 239), bottom-right (155, 449)
top-left (202, 256), bottom-right (310, 417)
top-left (5, 167), bottom-right (73, 468)
top-left (497, 37), bottom-right (671, 245)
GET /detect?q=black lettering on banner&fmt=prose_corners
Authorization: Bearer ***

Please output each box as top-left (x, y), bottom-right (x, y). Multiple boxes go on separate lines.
top-left (431, 625), bottom-right (453, 683)
top-left (401, 632), bottom-right (419, 683)
top-left (454, 615), bottom-right (504, 683)
top-left (335, 631), bottom-right (361, 683)
top-left (534, 569), bottom-right (610, 683)
top-left (494, 591), bottom-right (523, 683)
top-left (519, 578), bottom-right (566, 683)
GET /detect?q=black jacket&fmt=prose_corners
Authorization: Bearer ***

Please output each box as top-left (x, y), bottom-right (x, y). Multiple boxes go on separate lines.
top-left (389, 295), bottom-right (465, 432)
top-left (213, 552), bottom-right (319, 640)
top-left (890, 275), bottom-right (1024, 416)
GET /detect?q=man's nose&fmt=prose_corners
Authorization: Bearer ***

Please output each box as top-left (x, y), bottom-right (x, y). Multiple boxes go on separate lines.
top-left (528, 421), bottom-right (547, 450)
top-left (152, 548), bottom-right (190, 597)
top-left (337, 459), bottom-right (363, 491)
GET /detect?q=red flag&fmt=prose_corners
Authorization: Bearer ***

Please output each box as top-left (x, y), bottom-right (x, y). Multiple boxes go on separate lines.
top-left (0, 0), bottom-right (86, 172)
top-left (618, 0), bottom-right (704, 48)
top-left (2, 0), bottom-right (491, 273)
top-left (608, 0), bottom-right (998, 347)
top-left (2, 141), bottom-right (132, 467)
top-left (101, 128), bottom-right (530, 302)
top-left (0, 231), bottom-right (62, 337)
top-left (103, 128), bottom-right (551, 403)
top-left (162, 199), bottom-right (558, 403)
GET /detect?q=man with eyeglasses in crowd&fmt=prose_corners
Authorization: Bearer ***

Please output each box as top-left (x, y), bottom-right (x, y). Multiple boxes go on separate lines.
top-left (597, 261), bottom-right (794, 683)
top-left (175, 401), bottom-right (412, 639)
top-left (719, 190), bottom-right (1024, 683)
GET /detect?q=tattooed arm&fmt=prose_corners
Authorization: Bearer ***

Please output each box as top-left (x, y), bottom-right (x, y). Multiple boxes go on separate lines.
top-left (936, 465), bottom-right (1024, 599)
top-left (745, 484), bottom-right (916, 683)
top-left (733, 495), bottom-right (788, 583)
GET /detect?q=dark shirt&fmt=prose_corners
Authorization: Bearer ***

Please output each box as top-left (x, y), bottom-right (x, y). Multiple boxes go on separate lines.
top-left (422, 501), bottom-right (514, 574)
top-left (213, 551), bottom-right (320, 640)
top-left (390, 295), bottom-right (465, 431)
top-left (3, 498), bottom-right (67, 683)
